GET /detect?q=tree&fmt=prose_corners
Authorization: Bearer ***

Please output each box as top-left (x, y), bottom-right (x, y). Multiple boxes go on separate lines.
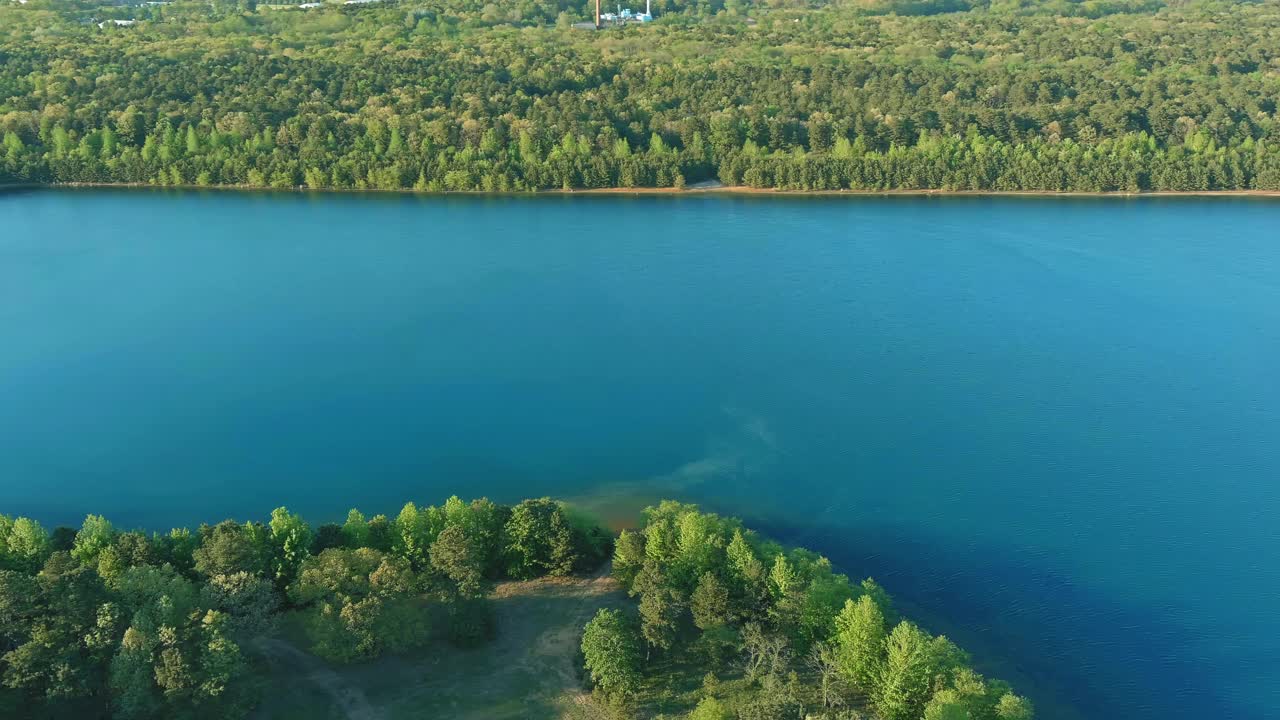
top-left (580, 608), bottom-right (641, 699)
top-left (742, 622), bottom-right (790, 682)
top-left (107, 584), bottom-right (249, 720)
top-left (807, 641), bottom-right (846, 710)
top-left (725, 529), bottom-right (767, 617)
top-left (768, 554), bottom-right (799, 599)
top-left (268, 506), bottom-right (312, 589)
top-left (365, 514), bottom-right (394, 552)
top-left (0, 517), bottom-right (49, 573)
top-left (612, 529), bottom-right (646, 590)
top-left (341, 509), bottom-right (370, 549)
top-left (925, 688), bottom-right (972, 720)
top-left (111, 532), bottom-right (155, 569)
top-left (311, 523), bottom-right (345, 554)
top-left (739, 672), bottom-right (805, 720)
top-left (71, 515), bottom-right (114, 565)
top-left (2, 554), bottom-right (116, 706)
top-left (392, 502), bottom-right (436, 569)
top-left (794, 573), bottom-right (857, 649)
top-left (876, 621), bottom-right (949, 720)
top-left (193, 521), bottom-right (265, 578)
top-left (430, 525), bottom-right (484, 599)
top-left (200, 572), bottom-right (279, 636)
top-left (688, 696), bottom-right (732, 720)
top-left (690, 572), bottom-right (730, 630)
top-left (504, 498), bottom-right (575, 579)
top-left (995, 693), bottom-right (1035, 720)
top-left (153, 528), bottom-right (197, 575)
top-left (289, 548), bottom-right (427, 662)
top-left (834, 594), bottom-right (887, 694)
top-left (638, 586), bottom-right (684, 657)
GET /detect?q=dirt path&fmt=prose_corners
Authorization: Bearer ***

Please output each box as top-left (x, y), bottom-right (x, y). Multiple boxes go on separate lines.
top-left (253, 568), bottom-right (626, 720)
top-left (254, 637), bottom-right (384, 720)
top-left (516, 564), bottom-right (620, 695)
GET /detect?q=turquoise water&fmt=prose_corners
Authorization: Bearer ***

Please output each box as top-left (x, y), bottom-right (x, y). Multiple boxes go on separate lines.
top-left (1, 189), bottom-right (1277, 719)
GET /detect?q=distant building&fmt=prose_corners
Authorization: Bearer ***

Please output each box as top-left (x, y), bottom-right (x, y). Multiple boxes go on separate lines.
top-left (575, 0), bottom-right (653, 29)
top-left (98, 19), bottom-right (136, 27)
top-left (299, 2), bottom-right (322, 7)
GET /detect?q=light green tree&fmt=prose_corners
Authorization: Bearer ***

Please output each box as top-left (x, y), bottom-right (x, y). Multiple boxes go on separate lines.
top-left (688, 696), bottom-right (732, 720)
top-left (926, 688), bottom-right (972, 720)
top-left (268, 506), bottom-right (312, 588)
top-left (876, 621), bottom-right (948, 720)
top-left (341, 509), bottom-right (369, 548)
top-left (580, 608), bottom-right (642, 699)
top-left (0, 517), bottom-right (49, 572)
top-left (71, 515), bottom-right (114, 565)
top-left (996, 692), bottom-right (1035, 720)
top-left (833, 594), bottom-right (887, 693)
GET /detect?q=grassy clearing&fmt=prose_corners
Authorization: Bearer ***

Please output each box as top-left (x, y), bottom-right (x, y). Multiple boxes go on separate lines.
top-left (251, 570), bottom-right (628, 720)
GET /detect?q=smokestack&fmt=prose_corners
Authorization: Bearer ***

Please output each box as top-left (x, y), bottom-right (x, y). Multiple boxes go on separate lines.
top-left (595, 0), bottom-right (600, 28)
top-left (646, 0), bottom-right (649, 15)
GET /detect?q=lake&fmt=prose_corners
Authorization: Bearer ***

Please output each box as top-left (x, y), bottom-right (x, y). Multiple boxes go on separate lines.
top-left (1, 189), bottom-right (1276, 719)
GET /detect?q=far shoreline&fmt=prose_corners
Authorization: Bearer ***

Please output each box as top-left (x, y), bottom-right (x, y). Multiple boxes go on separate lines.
top-left (4, 181), bottom-right (1280, 200)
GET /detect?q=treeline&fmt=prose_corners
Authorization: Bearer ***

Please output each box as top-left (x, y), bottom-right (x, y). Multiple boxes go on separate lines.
top-left (582, 501), bottom-right (1033, 720)
top-left (0, 497), bottom-right (611, 719)
top-left (7, 123), bottom-right (1279, 192)
top-left (3, 1), bottom-right (1280, 192)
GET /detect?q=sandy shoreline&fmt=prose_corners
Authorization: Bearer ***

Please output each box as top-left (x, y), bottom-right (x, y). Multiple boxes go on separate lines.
top-left (4, 181), bottom-right (1280, 199)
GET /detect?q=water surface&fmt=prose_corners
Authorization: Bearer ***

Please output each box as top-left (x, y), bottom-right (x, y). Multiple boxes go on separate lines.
top-left (1, 190), bottom-right (1277, 720)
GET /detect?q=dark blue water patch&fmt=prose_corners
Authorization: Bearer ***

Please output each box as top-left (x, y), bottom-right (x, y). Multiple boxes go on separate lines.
top-left (738, 513), bottom-right (1263, 720)
top-left (1, 189), bottom-right (1278, 719)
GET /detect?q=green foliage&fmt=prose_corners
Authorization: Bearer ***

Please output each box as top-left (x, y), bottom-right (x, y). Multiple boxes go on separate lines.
top-left (876, 621), bottom-right (956, 720)
top-left (310, 523), bottom-right (346, 554)
top-left (834, 594), bottom-right (888, 694)
top-left (504, 498), bottom-right (577, 579)
top-left (70, 514), bottom-right (113, 565)
top-left (193, 522), bottom-right (264, 578)
top-left (430, 524), bottom-right (485, 599)
top-left (341, 509), bottom-right (370, 549)
top-left (0, 494), bottom-right (613, 719)
top-left (267, 506), bottom-right (313, 589)
top-left (687, 695), bottom-right (732, 720)
top-left (108, 566), bottom-right (252, 719)
top-left (3, 2), bottom-right (1277, 192)
top-left (393, 501), bottom-right (440, 570)
top-left (996, 692), bottom-right (1035, 720)
top-left (200, 572), bottom-right (279, 637)
top-left (288, 547), bottom-right (427, 662)
top-left (0, 516), bottom-right (49, 573)
top-left (690, 572), bottom-right (730, 631)
top-left (581, 608), bottom-right (643, 699)
top-left (602, 501), bottom-right (1033, 720)
top-left (639, 586), bottom-right (685, 655)
top-left (613, 529), bottom-right (647, 589)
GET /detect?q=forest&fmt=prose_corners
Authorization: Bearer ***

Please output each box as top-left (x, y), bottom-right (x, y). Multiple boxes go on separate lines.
top-left (1, 0), bottom-right (1279, 192)
top-left (0, 497), bottom-right (1031, 719)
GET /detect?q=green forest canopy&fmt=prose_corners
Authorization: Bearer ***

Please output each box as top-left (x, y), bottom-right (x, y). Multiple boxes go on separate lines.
top-left (1, 0), bottom-right (1279, 192)
top-left (0, 497), bottom-right (1032, 719)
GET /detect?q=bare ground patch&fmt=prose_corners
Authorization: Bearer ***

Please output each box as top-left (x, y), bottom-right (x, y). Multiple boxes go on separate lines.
top-left (251, 568), bottom-right (627, 720)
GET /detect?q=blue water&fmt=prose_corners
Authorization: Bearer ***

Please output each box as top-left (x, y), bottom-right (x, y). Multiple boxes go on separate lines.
top-left (1, 189), bottom-right (1276, 719)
